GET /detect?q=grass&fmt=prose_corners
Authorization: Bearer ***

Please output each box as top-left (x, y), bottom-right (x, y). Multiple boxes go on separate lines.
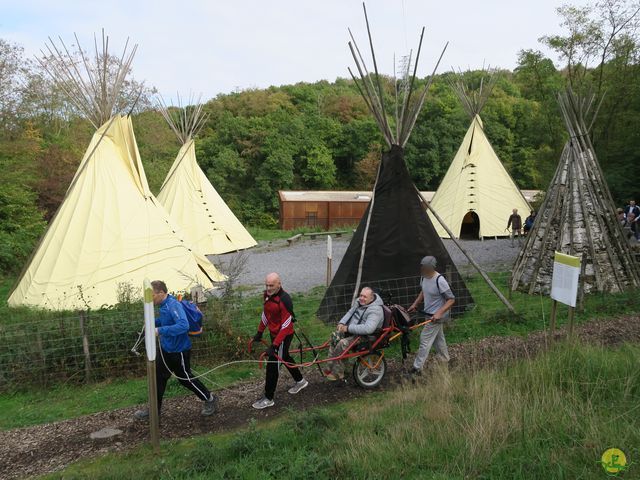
top-left (44, 341), bottom-right (640, 479)
top-left (443, 272), bottom-right (640, 344)
top-left (247, 225), bottom-right (355, 243)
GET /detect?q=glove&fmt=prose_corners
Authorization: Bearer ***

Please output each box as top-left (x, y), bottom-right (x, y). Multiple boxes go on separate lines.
top-left (265, 344), bottom-right (278, 358)
top-left (253, 331), bottom-right (263, 342)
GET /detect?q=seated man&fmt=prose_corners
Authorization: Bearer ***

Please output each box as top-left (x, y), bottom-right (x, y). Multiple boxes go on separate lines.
top-left (324, 286), bottom-right (384, 381)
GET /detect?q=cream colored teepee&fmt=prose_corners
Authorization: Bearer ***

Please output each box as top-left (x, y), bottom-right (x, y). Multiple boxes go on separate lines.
top-left (428, 73), bottom-right (530, 238)
top-left (157, 97), bottom-right (256, 255)
top-left (8, 33), bottom-right (224, 310)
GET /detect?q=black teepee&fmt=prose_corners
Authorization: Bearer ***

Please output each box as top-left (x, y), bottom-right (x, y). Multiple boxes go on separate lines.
top-left (318, 4), bottom-right (473, 321)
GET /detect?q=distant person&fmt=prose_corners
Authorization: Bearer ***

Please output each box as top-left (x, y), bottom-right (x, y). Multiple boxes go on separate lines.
top-left (624, 200), bottom-right (640, 222)
top-left (251, 273), bottom-right (308, 409)
top-left (524, 210), bottom-right (536, 235)
top-left (623, 212), bottom-right (639, 242)
top-left (324, 287), bottom-right (384, 381)
top-left (507, 208), bottom-right (523, 246)
top-left (407, 256), bottom-right (455, 376)
top-left (617, 208), bottom-right (626, 225)
top-left (134, 280), bottom-right (217, 420)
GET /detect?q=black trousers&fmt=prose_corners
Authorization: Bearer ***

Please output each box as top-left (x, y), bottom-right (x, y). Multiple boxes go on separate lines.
top-left (156, 349), bottom-right (211, 411)
top-left (265, 333), bottom-right (303, 400)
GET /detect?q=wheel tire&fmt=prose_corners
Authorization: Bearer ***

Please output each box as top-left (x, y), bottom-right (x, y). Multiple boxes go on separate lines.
top-left (353, 352), bottom-right (387, 389)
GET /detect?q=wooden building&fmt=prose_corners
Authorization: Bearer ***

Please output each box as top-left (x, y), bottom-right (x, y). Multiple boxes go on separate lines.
top-left (278, 190), bottom-right (540, 230)
top-left (278, 191), bottom-right (371, 230)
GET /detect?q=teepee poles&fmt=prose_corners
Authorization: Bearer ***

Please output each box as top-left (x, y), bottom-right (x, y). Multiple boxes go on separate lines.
top-left (449, 69), bottom-right (498, 118)
top-left (157, 95), bottom-right (210, 192)
top-left (157, 94), bottom-right (209, 145)
top-left (38, 30), bottom-right (137, 129)
top-left (511, 87), bottom-right (640, 294)
top-left (347, 2), bottom-right (448, 148)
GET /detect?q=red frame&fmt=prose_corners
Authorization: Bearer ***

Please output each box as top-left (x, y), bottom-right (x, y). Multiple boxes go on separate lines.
top-left (248, 317), bottom-right (433, 370)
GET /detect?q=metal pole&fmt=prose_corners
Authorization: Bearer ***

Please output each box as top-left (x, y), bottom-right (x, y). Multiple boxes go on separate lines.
top-left (143, 279), bottom-right (160, 451)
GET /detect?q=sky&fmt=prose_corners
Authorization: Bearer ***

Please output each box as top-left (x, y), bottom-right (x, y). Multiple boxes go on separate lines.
top-left (0, 0), bottom-right (587, 101)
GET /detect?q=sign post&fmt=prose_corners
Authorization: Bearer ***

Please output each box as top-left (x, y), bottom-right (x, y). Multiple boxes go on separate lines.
top-left (143, 279), bottom-right (160, 451)
top-left (326, 235), bottom-right (333, 286)
top-left (550, 252), bottom-right (581, 340)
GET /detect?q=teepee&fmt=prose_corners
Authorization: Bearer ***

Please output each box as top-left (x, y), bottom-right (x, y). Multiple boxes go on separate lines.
top-left (429, 72), bottom-right (530, 239)
top-left (8, 32), bottom-right (224, 310)
top-left (156, 97), bottom-right (256, 255)
top-left (511, 89), bottom-right (640, 295)
top-left (318, 5), bottom-right (473, 321)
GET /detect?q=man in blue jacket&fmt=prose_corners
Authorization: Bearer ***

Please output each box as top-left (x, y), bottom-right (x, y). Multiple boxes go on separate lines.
top-left (134, 280), bottom-right (217, 419)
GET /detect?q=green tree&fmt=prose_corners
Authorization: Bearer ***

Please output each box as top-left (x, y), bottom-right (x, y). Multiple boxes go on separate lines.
top-left (302, 145), bottom-right (336, 188)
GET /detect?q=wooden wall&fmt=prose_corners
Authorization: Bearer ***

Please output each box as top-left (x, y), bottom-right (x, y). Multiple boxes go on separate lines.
top-left (279, 200), bottom-right (368, 230)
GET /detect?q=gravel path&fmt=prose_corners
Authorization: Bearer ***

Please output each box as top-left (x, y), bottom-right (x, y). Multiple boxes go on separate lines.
top-left (212, 236), bottom-right (520, 293)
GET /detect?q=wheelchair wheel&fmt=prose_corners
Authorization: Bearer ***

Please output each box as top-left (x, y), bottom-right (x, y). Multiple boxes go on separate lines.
top-left (353, 352), bottom-right (386, 389)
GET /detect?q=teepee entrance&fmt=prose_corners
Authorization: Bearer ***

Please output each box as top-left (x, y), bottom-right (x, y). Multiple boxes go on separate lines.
top-left (428, 71), bottom-right (530, 238)
top-left (460, 211), bottom-right (480, 239)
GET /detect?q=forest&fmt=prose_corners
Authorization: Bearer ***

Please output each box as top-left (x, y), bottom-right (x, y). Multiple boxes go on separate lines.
top-left (0, 0), bottom-right (639, 276)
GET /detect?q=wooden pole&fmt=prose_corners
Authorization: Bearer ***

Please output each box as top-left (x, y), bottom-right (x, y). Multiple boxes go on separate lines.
top-left (567, 306), bottom-right (575, 339)
top-left (143, 279), bottom-right (160, 451)
top-left (417, 188), bottom-right (517, 315)
top-left (549, 300), bottom-right (558, 342)
top-left (146, 359), bottom-right (160, 451)
top-left (79, 311), bottom-right (92, 383)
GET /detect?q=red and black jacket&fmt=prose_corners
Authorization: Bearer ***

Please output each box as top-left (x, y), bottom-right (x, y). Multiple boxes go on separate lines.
top-left (258, 288), bottom-right (295, 346)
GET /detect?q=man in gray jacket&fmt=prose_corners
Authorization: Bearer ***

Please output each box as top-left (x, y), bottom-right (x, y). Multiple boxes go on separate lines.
top-left (324, 287), bottom-right (384, 381)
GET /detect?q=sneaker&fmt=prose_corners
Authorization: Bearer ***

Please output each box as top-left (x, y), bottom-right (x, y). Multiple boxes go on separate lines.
top-left (252, 396), bottom-right (275, 410)
top-left (133, 409), bottom-right (149, 420)
top-left (201, 395), bottom-right (218, 416)
top-left (287, 378), bottom-right (309, 394)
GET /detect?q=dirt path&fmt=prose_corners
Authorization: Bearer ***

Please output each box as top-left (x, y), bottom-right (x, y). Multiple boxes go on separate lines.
top-left (2, 316), bottom-right (640, 480)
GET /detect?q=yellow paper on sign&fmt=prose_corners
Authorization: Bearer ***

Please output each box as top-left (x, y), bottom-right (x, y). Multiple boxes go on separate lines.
top-left (554, 252), bottom-right (581, 268)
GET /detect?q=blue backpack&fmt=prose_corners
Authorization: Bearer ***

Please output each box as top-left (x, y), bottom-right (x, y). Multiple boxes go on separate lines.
top-left (180, 300), bottom-right (204, 336)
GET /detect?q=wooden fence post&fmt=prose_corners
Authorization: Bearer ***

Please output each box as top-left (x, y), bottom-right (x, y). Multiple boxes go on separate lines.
top-left (79, 311), bottom-right (92, 383)
top-left (567, 306), bottom-right (575, 339)
top-left (549, 300), bottom-right (558, 342)
top-left (326, 235), bottom-right (333, 287)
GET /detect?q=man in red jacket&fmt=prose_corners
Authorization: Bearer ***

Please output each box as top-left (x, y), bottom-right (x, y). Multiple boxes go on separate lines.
top-left (251, 272), bottom-right (308, 409)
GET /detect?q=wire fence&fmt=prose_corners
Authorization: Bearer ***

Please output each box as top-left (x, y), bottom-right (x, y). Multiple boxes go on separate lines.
top-left (1, 270), bottom-right (634, 391)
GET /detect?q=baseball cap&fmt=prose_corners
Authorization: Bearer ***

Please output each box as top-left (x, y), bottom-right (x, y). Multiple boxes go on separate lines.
top-left (420, 256), bottom-right (437, 268)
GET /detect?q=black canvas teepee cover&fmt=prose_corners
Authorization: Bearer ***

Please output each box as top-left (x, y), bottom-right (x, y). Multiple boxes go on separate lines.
top-left (318, 145), bottom-right (473, 321)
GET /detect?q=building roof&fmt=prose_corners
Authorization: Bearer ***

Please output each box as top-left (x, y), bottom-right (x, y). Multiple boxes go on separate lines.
top-left (279, 190), bottom-right (539, 204)
top-left (279, 191), bottom-right (373, 202)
